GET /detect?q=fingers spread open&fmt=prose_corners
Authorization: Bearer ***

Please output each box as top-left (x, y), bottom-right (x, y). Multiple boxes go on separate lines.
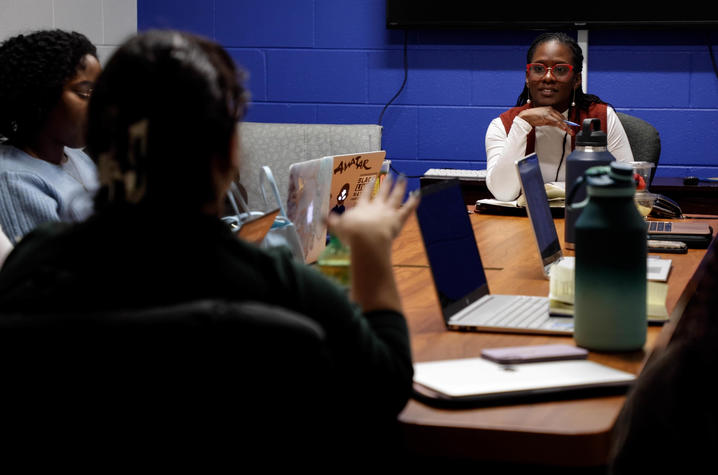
top-left (387, 174), bottom-right (407, 208)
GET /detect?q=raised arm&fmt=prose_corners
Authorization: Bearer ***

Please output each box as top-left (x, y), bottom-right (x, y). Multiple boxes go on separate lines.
top-left (327, 174), bottom-right (419, 313)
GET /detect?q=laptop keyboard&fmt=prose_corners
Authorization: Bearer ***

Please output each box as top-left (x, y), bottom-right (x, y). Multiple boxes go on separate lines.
top-left (424, 168), bottom-right (487, 179)
top-left (452, 295), bottom-right (551, 329)
top-left (485, 295), bottom-right (550, 328)
top-left (648, 221), bottom-right (672, 232)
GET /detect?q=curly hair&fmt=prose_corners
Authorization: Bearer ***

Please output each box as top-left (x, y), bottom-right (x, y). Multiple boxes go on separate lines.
top-left (515, 32), bottom-right (606, 112)
top-left (86, 30), bottom-right (247, 212)
top-left (0, 29), bottom-right (97, 144)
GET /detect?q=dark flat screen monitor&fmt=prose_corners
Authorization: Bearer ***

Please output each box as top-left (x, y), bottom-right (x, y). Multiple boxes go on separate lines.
top-left (386, 1), bottom-right (718, 30)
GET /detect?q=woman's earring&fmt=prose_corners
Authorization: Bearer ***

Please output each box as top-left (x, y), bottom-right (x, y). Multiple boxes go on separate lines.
top-left (526, 88), bottom-right (532, 104)
top-left (571, 89), bottom-right (576, 107)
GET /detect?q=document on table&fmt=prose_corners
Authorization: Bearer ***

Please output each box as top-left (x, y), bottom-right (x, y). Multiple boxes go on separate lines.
top-left (476, 182), bottom-right (566, 210)
top-left (548, 256), bottom-right (671, 321)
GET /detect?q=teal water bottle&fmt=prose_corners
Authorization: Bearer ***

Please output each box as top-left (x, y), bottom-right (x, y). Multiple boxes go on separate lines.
top-left (569, 162), bottom-right (647, 351)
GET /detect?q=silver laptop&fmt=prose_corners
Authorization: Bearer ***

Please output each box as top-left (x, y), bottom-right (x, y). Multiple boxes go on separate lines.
top-left (517, 153), bottom-right (672, 323)
top-left (515, 153), bottom-right (566, 279)
top-left (413, 357), bottom-right (635, 403)
top-left (516, 153), bottom-right (676, 280)
top-left (415, 179), bottom-right (574, 336)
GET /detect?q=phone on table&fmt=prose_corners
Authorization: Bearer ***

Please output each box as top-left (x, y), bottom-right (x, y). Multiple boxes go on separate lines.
top-left (481, 344), bottom-right (588, 365)
top-left (648, 239), bottom-right (688, 254)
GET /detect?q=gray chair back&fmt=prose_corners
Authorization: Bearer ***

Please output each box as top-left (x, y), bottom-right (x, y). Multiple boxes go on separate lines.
top-left (237, 122), bottom-right (382, 209)
top-left (616, 112), bottom-right (661, 183)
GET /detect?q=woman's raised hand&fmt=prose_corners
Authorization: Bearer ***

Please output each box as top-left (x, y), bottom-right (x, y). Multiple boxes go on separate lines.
top-left (327, 173), bottom-right (419, 248)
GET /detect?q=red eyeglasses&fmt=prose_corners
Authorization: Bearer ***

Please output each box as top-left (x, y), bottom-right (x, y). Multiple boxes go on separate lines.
top-left (526, 63), bottom-right (574, 81)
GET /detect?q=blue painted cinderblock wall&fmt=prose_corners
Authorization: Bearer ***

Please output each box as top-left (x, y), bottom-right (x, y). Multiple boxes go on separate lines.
top-left (138, 0), bottom-right (718, 189)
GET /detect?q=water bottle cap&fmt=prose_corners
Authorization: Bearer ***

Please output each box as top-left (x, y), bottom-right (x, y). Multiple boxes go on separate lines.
top-left (609, 161), bottom-right (635, 181)
top-left (576, 118), bottom-right (608, 147)
top-left (585, 162), bottom-right (636, 196)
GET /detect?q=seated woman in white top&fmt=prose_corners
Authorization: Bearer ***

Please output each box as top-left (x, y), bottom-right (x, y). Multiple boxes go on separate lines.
top-left (0, 29), bottom-right (101, 243)
top-left (485, 32), bottom-right (634, 202)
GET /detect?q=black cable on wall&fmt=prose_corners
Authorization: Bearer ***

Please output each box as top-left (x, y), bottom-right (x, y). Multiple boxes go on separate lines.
top-left (378, 29), bottom-right (408, 126)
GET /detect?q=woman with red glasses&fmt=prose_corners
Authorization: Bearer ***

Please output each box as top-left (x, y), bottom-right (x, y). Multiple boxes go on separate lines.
top-left (485, 32), bottom-right (634, 202)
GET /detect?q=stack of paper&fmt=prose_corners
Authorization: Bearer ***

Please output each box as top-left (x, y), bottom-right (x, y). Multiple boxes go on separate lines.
top-left (548, 256), bottom-right (670, 321)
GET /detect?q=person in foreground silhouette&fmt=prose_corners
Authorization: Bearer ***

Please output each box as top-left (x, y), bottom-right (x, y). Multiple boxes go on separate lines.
top-left (0, 29), bottom-right (419, 468)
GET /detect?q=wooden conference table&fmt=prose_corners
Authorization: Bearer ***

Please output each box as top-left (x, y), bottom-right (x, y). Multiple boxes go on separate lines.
top-left (391, 209), bottom-right (716, 468)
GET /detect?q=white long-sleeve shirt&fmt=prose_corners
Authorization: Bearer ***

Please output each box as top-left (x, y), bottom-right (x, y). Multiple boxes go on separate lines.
top-left (485, 106), bottom-right (634, 202)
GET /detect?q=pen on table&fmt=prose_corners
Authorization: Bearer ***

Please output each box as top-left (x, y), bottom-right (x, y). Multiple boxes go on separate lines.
top-left (564, 120), bottom-right (580, 127)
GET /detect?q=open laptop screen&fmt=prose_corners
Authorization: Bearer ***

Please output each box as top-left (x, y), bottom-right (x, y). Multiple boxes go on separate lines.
top-left (517, 154), bottom-right (561, 263)
top-left (416, 179), bottom-right (489, 317)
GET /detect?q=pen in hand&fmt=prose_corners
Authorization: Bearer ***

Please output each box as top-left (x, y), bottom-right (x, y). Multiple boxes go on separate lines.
top-left (564, 120), bottom-right (580, 127)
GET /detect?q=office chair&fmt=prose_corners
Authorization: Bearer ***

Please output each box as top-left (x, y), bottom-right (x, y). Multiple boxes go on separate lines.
top-left (616, 112), bottom-right (661, 184)
top-left (0, 299), bottom-right (338, 468)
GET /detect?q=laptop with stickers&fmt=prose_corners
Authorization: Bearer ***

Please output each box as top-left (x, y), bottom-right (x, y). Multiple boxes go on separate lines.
top-left (286, 151), bottom-right (386, 263)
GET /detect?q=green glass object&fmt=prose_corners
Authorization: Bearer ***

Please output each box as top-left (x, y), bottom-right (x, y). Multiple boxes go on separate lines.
top-left (571, 162), bottom-right (647, 351)
top-left (317, 235), bottom-right (351, 288)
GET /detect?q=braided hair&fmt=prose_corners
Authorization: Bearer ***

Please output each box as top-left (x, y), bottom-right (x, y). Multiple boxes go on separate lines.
top-left (0, 29), bottom-right (97, 145)
top-left (515, 32), bottom-right (605, 113)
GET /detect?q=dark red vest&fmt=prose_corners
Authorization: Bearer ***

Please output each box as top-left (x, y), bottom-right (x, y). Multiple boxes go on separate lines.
top-left (499, 103), bottom-right (608, 156)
